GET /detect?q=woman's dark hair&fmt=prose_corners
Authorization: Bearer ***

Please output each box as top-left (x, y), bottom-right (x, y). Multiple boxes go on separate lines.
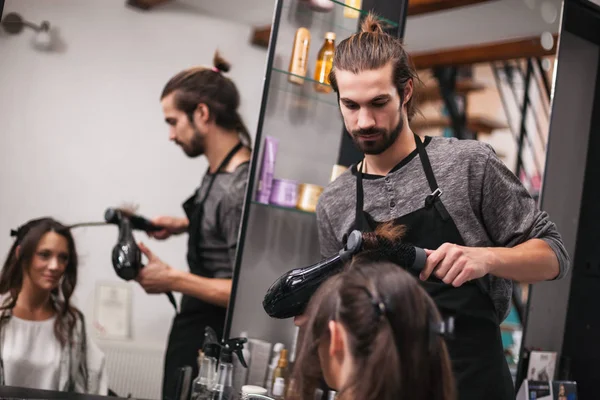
top-left (328, 13), bottom-right (420, 121)
top-left (293, 224), bottom-right (456, 400)
top-left (0, 217), bottom-right (80, 348)
top-left (161, 50), bottom-right (252, 148)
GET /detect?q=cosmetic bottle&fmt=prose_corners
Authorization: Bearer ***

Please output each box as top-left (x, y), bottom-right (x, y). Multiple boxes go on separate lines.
top-left (256, 136), bottom-right (279, 204)
top-left (288, 27), bottom-right (311, 85)
top-left (191, 342), bottom-right (219, 400)
top-left (314, 32), bottom-right (336, 93)
top-left (272, 377), bottom-right (286, 400)
top-left (265, 343), bottom-right (284, 395)
top-left (344, 0), bottom-right (362, 18)
top-left (232, 332), bottom-right (252, 394)
top-left (210, 338), bottom-right (248, 400)
top-left (270, 349), bottom-right (289, 396)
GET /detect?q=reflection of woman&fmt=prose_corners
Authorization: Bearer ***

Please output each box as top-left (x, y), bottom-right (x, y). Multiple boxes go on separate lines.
top-left (0, 218), bottom-right (107, 394)
top-left (293, 247), bottom-right (456, 400)
top-left (558, 384), bottom-right (567, 400)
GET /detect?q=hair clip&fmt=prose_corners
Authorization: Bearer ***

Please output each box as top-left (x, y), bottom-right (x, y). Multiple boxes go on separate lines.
top-left (372, 298), bottom-right (386, 317)
top-left (9, 228), bottom-right (19, 238)
top-left (431, 316), bottom-right (455, 339)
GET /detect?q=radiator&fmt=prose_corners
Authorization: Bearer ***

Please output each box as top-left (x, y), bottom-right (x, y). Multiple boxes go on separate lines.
top-left (97, 339), bottom-right (165, 400)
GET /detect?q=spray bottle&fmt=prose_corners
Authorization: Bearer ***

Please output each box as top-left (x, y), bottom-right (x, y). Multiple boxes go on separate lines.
top-left (210, 337), bottom-right (248, 400)
top-left (191, 327), bottom-right (221, 400)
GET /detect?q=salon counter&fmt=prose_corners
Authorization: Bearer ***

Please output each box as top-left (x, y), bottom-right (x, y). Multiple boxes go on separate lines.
top-left (0, 386), bottom-right (143, 400)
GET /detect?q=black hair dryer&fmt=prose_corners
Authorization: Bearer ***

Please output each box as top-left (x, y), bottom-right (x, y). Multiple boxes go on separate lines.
top-left (105, 208), bottom-right (141, 281)
top-left (104, 208), bottom-right (178, 310)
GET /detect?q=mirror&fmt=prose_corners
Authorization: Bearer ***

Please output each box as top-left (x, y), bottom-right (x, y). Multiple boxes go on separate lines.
top-left (0, 0), bottom-right (267, 398)
top-left (402, 0), bottom-right (564, 382)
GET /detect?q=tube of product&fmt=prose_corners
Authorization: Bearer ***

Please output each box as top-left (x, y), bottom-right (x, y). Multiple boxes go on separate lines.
top-left (256, 136), bottom-right (279, 204)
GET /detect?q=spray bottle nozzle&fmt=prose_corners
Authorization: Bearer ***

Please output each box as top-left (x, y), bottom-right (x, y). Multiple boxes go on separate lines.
top-left (220, 337), bottom-right (248, 368)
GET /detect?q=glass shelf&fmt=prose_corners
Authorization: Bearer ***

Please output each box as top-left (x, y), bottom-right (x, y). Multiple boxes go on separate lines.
top-left (270, 68), bottom-right (338, 107)
top-left (282, 0), bottom-right (399, 33)
top-left (251, 200), bottom-right (316, 216)
top-left (328, 0), bottom-right (399, 28)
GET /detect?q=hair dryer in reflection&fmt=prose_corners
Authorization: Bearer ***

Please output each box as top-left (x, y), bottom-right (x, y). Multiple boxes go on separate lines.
top-left (104, 208), bottom-right (177, 310)
top-left (262, 229), bottom-right (427, 319)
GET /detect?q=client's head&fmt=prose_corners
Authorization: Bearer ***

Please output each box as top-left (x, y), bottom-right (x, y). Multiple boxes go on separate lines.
top-left (293, 261), bottom-right (456, 400)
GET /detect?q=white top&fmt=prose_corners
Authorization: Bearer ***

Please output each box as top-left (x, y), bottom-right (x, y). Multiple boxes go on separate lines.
top-left (2, 315), bottom-right (62, 390)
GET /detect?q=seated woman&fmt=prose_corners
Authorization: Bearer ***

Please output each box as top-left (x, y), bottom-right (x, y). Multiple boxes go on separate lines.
top-left (293, 255), bottom-right (456, 400)
top-left (0, 217), bottom-right (107, 394)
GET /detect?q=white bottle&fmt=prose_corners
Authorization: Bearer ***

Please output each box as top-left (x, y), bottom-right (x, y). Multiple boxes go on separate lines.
top-left (265, 343), bottom-right (284, 395)
top-left (272, 377), bottom-right (286, 400)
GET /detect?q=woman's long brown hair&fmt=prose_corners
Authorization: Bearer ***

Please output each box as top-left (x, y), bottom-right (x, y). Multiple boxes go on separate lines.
top-left (292, 223), bottom-right (456, 400)
top-left (0, 217), bottom-right (80, 347)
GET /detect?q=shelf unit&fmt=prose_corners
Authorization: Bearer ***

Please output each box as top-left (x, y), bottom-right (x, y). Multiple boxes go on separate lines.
top-left (224, 0), bottom-right (399, 348)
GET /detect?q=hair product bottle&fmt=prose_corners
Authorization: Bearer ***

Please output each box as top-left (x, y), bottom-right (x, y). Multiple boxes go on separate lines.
top-left (314, 32), bottom-right (335, 93)
top-left (270, 349), bottom-right (288, 396)
top-left (344, 0), bottom-right (362, 18)
top-left (288, 27), bottom-right (311, 85)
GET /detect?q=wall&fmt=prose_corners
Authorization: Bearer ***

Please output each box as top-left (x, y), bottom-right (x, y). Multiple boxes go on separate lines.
top-left (0, 0), bottom-right (266, 346)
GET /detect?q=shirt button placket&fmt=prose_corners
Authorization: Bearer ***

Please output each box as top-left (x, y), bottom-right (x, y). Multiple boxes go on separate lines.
top-left (384, 176), bottom-right (396, 212)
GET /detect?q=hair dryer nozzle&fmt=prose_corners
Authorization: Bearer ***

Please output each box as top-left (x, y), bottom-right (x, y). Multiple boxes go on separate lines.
top-left (262, 253), bottom-right (346, 319)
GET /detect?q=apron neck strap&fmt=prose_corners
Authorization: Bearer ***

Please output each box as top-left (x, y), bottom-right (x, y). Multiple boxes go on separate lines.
top-left (414, 134), bottom-right (439, 193)
top-left (199, 142), bottom-right (244, 205)
top-left (354, 160), bottom-right (366, 231)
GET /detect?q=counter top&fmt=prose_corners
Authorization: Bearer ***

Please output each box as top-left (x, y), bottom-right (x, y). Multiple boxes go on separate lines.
top-left (0, 386), bottom-right (132, 400)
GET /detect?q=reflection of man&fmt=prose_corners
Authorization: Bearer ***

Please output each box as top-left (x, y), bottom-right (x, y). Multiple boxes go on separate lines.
top-left (133, 53), bottom-right (252, 400)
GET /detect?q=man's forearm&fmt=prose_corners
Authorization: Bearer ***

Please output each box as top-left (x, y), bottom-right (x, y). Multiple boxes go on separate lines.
top-left (488, 238), bottom-right (560, 282)
top-left (169, 269), bottom-right (232, 308)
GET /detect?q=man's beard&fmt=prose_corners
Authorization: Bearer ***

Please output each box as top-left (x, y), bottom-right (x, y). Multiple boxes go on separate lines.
top-left (181, 125), bottom-right (205, 158)
top-left (350, 114), bottom-right (403, 155)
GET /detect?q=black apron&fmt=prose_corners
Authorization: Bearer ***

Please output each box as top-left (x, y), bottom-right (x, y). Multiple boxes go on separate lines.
top-left (162, 142), bottom-right (244, 400)
top-left (353, 134), bottom-right (513, 400)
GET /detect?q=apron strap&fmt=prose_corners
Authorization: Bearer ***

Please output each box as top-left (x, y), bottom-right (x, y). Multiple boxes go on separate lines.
top-left (414, 133), bottom-right (439, 193)
top-left (198, 142), bottom-right (244, 206)
top-left (354, 161), bottom-right (366, 232)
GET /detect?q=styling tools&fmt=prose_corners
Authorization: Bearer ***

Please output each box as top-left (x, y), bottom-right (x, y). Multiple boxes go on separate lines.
top-left (262, 230), bottom-right (427, 319)
top-left (105, 207), bottom-right (177, 310)
top-left (65, 206), bottom-right (177, 311)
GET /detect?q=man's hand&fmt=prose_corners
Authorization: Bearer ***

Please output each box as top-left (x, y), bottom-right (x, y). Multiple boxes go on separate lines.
top-left (419, 243), bottom-right (495, 287)
top-left (148, 216), bottom-right (189, 240)
top-left (136, 242), bottom-right (177, 293)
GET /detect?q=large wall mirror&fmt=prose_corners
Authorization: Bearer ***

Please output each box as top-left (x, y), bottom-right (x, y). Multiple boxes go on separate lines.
top-left (0, 0), bottom-right (572, 398)
top-left (0, 0), bottom-right (267, 398)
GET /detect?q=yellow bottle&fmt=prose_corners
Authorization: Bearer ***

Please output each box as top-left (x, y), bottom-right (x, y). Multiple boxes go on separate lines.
top-left (314, 32), bottom-right (335, 94)
top-left (270, 349), bottom-right (288, 397)
top-left (288, 27), bottom-right (311, 85)
top-left (344, 0), bottom-right (362, 18)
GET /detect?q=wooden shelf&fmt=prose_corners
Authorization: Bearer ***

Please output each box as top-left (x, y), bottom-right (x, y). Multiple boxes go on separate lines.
top-left (411, 35), bottom-right (559, 69)
top-left (412, 115), bottom-right (508, 134)
top-left (416, 79), bottom-right (486, 103)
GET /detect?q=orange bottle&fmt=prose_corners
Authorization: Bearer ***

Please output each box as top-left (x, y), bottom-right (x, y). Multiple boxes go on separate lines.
top-left (313, 32), bottom-right (335, 93)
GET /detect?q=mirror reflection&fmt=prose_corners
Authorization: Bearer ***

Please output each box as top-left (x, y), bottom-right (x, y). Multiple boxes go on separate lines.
top-left (0, 0), bottom-right (570, 399)
top-left (0, 0), bottom-right (265, 399)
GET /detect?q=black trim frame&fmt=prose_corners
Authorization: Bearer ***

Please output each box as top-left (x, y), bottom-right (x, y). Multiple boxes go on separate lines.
top-left (222, 0), bottom-right (284, 340)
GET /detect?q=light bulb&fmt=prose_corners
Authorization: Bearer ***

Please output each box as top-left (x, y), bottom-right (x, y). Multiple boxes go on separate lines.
top-left (540, 1), bottom-right (558, 24)
top-left (540, 31), bottom-right (554, 51)
top-left (34, 29), bottom-right (52, 50)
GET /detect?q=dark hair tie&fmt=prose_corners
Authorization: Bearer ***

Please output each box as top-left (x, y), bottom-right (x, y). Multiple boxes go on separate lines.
top-left (9, 229), bottom-right (19, 237)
